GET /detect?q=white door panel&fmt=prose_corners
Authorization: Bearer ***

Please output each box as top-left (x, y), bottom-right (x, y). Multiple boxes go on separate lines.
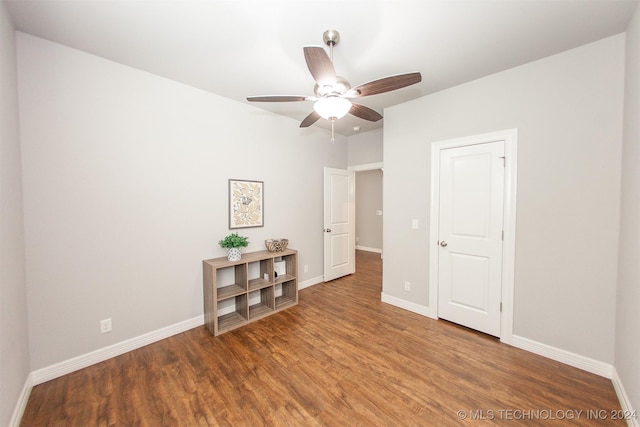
top-left (449, 253), bottom-right (489, 312)
top-left (451, 155), bottom-right (491, 237)
top-left (324, 167), bottom-right (355, 281)
top-left (438, 141), bottom-right (504, 337)
top-left (330, 234), bottom-right (350, 266)
top-left (330, 174), bottom-right (349, 222)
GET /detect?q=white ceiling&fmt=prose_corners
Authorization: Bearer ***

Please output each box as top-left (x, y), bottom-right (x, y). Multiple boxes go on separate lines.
top-left (5, 0), bottom-right (638, 137)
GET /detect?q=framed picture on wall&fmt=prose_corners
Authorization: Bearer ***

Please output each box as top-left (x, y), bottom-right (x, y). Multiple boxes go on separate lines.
top-left (229, 179), bottom-right (264, 229)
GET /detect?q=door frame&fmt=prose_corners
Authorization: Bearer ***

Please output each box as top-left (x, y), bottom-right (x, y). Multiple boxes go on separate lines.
top-left (428, 129), bottom-right (518, 344)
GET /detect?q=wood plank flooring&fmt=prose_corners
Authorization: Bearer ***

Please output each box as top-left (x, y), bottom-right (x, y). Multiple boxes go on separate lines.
top-left (21, 250), bottom-right (624, 426)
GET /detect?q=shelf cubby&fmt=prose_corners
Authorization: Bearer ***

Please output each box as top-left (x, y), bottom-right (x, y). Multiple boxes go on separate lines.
top-left (248, 287), bottom-right (275, 320)
top-left (215, 264), bottom-right (247, 301)
top-left (248, 258), bottom-right (274, 291)
top-left (275, 279), bottom-right (297, 310)
top-left (275, 253), bottom-right (297, 283)
top-left (217, 294), bottom-right (248, 333)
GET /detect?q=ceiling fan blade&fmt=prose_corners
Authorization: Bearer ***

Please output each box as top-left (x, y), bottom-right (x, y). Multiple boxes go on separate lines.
top-left (247, 95), bottom-right (309, 102)
top-left (300, 111), bottom-right (321, 128)
top-left (350, 72), bottom-right (422, 97)
top-left (303, 46), bottom-right (336, 86)
top-left (349, 103), bottom-right (383, 122)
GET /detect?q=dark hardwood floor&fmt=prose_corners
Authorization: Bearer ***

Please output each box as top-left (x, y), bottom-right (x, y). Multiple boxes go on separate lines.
top-left (21, 250), bottom-right (623, 426)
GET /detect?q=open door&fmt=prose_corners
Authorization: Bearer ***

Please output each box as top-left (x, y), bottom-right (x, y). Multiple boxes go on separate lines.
top-left (323, 167), bottom-right (355, 281)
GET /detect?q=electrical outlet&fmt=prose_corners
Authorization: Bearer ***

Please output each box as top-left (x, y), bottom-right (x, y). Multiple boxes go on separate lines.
top-left (100, 318), bottom-right (112, 334)
top-left (404, 281), bottom-right (411, 291)
top-left (412, 219), bottom-right (419, 229)
top-left (304, 265), bottom-right (309, 273)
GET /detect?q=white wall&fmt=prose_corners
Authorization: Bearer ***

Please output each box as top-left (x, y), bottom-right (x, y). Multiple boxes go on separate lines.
top-left (383, 35), bottom-right (624, 364)
top-left (16, 32), bottom-right (347, 371)
top-left (0, 4), bottom-right (31, 426)
top-left (615, 3), bottom-right (640, 415)
top-left (347, 128), bottom-right (383, 166)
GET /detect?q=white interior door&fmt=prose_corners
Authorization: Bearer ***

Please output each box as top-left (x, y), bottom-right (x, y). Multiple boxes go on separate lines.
top-left (437, 141), bottom-right (505, 337)
top-left (323, 167), bottom-right (355, 281)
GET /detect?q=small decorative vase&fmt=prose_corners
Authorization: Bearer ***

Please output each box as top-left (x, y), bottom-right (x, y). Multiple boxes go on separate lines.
top-left (227, 247), bottom-right (241, 261)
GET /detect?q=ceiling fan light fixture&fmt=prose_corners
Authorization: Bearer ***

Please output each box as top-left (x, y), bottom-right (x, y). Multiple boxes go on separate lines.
top-left (247, 29), bottom-right (422, 139)
top-left (313, 96), bottom-right (352, 120)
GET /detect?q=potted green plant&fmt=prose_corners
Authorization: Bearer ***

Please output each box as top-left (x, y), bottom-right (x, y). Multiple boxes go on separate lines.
top-left (219, 232), bottom-right (249, 261)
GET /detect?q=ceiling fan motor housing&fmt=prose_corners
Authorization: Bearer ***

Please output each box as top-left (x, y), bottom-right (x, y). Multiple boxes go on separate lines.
top-left (314, 76), bottom-right (351, 97)
top-left (323, 29), bottom-right (340, 46)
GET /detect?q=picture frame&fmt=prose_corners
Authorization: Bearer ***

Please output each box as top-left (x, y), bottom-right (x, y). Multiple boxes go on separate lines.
top-left (228, 179), bottom-right (264, 229)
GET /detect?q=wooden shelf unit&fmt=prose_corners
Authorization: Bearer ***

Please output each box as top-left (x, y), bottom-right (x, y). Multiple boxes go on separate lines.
top-left (203, 249), bottom-right (298, 336)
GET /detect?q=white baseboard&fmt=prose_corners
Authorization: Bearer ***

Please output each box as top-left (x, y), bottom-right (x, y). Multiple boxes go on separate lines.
top-left (612, 368), bottom-right (640, 427)
top-left (9, 374), bottom-right (33, 427)
top-left (299, 275), bottom-right (324, 290)
top-left (30, 275), bottom-right (322, 388)
top-left (355, 245), bottom-right (382, 254)
top-left (381, 292), bottom-right (430, 317)
top-left (510, 334), bottom-right (614, 378)
top-left (381, 296), bottom-right (616, 380)
top-left (31, 315), bottom-right (204, 385)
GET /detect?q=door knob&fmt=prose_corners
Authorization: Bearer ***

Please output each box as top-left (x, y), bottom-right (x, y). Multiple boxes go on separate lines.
top-left (324, 228), bottom-right (332, 233)
top-left (439, 241), bottom-right (448, 247)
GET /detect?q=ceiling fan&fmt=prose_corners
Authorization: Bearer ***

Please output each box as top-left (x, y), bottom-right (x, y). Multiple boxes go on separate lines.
top-left (247, 30), bottom-right (422, 141)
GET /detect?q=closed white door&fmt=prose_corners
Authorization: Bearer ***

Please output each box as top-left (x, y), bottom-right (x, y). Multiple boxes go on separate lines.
top-left (323, 167), bottom-right (355, 281)
top-left (437, 141), bottom-right (504, 336)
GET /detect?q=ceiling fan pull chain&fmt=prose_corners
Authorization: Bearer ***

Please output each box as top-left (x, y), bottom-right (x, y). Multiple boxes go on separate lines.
top-left (331, 119), bottom-right (335, 142)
